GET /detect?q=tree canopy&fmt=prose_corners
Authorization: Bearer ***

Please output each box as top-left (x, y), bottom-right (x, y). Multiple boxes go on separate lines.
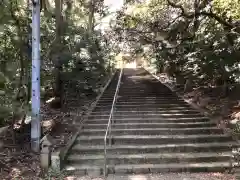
top-left (114, 0), bottom-right (240, 88)
top-left (0, 0), bottom-right (119, 130)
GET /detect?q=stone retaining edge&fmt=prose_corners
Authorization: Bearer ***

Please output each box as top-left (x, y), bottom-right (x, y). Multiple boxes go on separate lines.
top-left (51, 69), bottom-right (118, 171)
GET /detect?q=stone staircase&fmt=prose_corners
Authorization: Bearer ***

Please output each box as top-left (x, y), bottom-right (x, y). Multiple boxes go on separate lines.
top-left (64, 68), bottom-right (238, 176)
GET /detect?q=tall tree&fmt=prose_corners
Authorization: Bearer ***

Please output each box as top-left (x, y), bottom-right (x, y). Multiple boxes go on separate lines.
top-left (53, 0), bottom-right (63, 106)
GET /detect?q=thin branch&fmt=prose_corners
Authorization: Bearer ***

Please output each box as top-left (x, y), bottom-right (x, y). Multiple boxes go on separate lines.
top-left (200, 11), bottom-right (235, 29)
top-left (163, 14), bottom-right (182, 29)
top-left (166, 0), bottom-right (186, 16)
top-left (166, 0), bottom-right (239, 31)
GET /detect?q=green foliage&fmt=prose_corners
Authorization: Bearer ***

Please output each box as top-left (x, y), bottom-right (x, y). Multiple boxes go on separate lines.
top-left (0, 0), bottom-right (118, 126)
top-left (213, 0), bottom-right (240, 19)
top-left (43, 167), bottom-right (66, 180)
top-left (116, 0), bottom-right (240, 87)
top-left (233, 121), bottom-right (240, 134)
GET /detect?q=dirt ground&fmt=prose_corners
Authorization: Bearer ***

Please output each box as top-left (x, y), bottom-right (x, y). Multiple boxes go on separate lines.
top-left (0, 93), bottom-right (96, 179)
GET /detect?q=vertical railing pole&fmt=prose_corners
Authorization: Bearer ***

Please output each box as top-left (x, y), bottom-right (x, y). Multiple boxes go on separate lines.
top-left (31, 0), bottom-right (41, 152)
top-left (104, 137), bottom-right (107, 177)
top-left (109, 124), bottom-right (112, 146)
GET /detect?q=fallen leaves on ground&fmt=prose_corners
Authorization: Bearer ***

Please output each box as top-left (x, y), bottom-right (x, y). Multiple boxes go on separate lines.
top-left (0, 87), bottom-right (96, 179)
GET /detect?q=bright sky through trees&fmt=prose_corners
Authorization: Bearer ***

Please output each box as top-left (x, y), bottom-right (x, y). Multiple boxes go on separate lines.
top-left (104, 0), bottom-right (124, 12)
top-left (98, 0), bottom-right (124, 30)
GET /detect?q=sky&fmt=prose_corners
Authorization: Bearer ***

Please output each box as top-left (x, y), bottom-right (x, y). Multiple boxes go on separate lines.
top-left (104, 0), bottom-right (124, 12)
top-left (97, 0), bottom-right (124, 30)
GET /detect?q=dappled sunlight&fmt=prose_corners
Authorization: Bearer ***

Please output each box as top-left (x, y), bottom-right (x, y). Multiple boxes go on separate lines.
top-left (124, 61), bottom-right (137, 69)
top-left (128, 174), bottom-right (148, 180)
top-left (46, 97), bottom-right (56, 104)
top-left (42, 119), bottom-right (55, 129)
top-left (64, 176), bottom-right (76, 180)
top-left (159, 113), bottom-right (196, 116)
top-left (106, 173), bottom-right (236, 180)
top-left (65, 166), bottom-right (76, 171)
top-left (9, 168), bottom-right (21, 178)
top-left (128, 76), bottom-right (144, 80)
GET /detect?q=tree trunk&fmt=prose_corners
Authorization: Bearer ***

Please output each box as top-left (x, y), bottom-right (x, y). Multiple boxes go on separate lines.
top-left (219, 64), bottom-right (230, 97)
top-left (184, 78), bottom-right (193, 93)
top-left (176, 75), bottom-right (185, 85)
top-left (88, 0), bottom-right (95, 35)
top-left (53, 0), bottom-right (63, 108)
top-left (221, 78), bottom-right (229, 97)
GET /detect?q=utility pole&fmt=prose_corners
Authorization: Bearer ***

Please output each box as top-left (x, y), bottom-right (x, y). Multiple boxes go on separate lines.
top-left (31, 0), bottom-right (41, 152)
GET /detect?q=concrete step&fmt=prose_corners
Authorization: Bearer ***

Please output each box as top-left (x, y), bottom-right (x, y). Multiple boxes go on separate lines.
top-left (116, 93), bottom-right (174, 96)
top-left (111, 162), bottom-right (232, 174)
top-left (99, 94), bottom-right (115, 98)
top-left (112, 88), bottom-right (167, 90)
top-left (86, 113), bottom-right (205, 120)
top-left (105, 90), bottom-right (174, 93)
top-left (95, 104), bottom-right (191, 108)
top-left (98, 99), bottom-right (182, 103)
top-left (90, 110), bottom-right (201, 115)
top-left (76, 134), bottom-right (232, 145)
top-left (106, 93), bottom-right (176, 96)
top-left (81, 127), bottom-right (223, 136)
top-left (97, 101), bottom-right (188, 106)
top-left (99, 97), bottom-right (179, 101)
top-left (71, 142), bottom-right (238, 155)
top-left (86, 117), bottom-right (210, 124)
top-left (67, 152), bottom-right (232, 165)
top-left (117, 89), bottom-right (168, 92)
top-left (65, 162), bottom-right (231, 176)
top-left (91, 109), bottom-right (200, 113)
top-left (100, 97), bottom-right (181, 101)
top-left (105, 173), bottom-right (237, 180)
top-left (117, 87), bottom-right (171, 90)
top-left (84, 122), bottom-right (216, 129)
top-left (102, 95), bottom-right (177, 99)
top-left (93, 106), bottom-right (193, 111)
top-left (118, 87), bottom-right (170, 89)
top-left (101, 95), bottom-right (184, 102)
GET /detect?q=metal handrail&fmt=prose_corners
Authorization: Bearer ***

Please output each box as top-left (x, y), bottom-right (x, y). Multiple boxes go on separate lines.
top-left (103, 67), bottom-right (123, 177)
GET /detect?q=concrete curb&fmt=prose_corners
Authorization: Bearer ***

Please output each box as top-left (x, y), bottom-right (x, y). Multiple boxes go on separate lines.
top-left (51, 70), bottom-right (118, 171)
